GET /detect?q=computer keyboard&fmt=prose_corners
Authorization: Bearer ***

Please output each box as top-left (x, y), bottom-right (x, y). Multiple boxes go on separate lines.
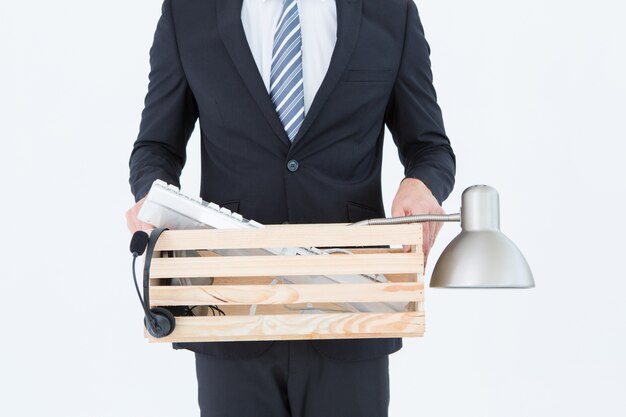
top-left (138, 179), bottom-right (265, 231)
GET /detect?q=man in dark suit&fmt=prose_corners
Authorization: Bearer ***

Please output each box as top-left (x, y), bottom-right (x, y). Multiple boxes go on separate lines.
top-left (126, 0), bottom-right (455, 415)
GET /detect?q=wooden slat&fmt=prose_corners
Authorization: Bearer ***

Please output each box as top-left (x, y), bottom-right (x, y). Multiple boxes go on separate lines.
top-left (342, 247), bottom-right (407, 254)
top-left (181, 273), bottom-right (419, 285)
top-left (145, 312), bottom-right (425, 342)
top-left (194, 248), bottom-right (410, 258)
top-left (382, 273), bottom-right (421, 283)
top-left (193, 247), bottom-right (410, 258)
top-left (150, 253), bottom-right (423, 278)
top-left (410, 243), bottom-right (423, 314)
top-left (149, 282), bottom-right (424, 306)
top-left (153, 224), bottom-right (422, 251)
top-left (217, 302), bottom-right (364, 316)
top-left (212, 276), bottom-right (276, 285)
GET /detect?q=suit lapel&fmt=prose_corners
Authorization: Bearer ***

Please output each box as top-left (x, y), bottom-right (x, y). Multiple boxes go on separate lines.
top-left (216, 0), bottom-right (291, 148)
top-left (290, 0), bottom-right (362, 149)
top-left (216, 0), bottom-right (363, 150)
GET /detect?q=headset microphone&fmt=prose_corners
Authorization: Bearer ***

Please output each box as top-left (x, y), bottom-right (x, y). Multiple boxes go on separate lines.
top-left (130, 227), bottom-right (176, 338)
top-left (130, 230), bottom-right (150, 256)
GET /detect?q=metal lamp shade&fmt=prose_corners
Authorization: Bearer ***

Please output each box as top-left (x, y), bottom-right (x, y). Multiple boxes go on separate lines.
top-left (430, 185), bottom-right (535, 288)
top-left (430, 229), bottom-right (535, 288)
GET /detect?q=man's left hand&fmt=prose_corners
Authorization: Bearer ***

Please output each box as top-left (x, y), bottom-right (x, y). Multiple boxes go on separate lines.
top-left (391, 178), bottom-right (445, 265)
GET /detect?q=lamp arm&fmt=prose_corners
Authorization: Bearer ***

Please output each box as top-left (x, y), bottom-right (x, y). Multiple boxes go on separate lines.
top-left (349, 213), bottom-right (461, 226)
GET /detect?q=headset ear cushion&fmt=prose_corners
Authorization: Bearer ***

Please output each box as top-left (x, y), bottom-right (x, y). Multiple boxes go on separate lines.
top-left (145, 307), bottom-right (176, 338)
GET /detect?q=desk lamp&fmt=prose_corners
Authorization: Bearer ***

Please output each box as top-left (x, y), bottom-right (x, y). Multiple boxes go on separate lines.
top-left (352, 185), bottom-right (535, 288)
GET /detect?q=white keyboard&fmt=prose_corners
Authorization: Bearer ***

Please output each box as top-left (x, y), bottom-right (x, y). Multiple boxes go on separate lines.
top-left (138, 179), bottom-right (265, 232)
top-left (138, 179), bottom-right (408, 313)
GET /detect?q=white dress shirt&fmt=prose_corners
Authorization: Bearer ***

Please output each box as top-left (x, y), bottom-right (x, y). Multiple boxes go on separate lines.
top-left (241, 0), bottom-right (337, 115)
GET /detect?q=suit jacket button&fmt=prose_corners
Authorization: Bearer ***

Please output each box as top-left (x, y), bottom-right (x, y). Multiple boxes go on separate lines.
top-left (286, 159), bottom-right (299, 172)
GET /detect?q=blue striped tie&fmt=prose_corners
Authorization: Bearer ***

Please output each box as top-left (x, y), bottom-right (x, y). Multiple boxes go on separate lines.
top-left (270, 0), bottom-right (305, 142)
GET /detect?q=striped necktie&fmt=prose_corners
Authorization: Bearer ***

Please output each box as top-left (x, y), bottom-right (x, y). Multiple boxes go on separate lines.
top-left (270, 0), bottom-right (305, 142)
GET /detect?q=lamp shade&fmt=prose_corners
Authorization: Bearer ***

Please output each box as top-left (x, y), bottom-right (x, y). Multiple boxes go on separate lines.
top-left (430, 185), bottom-right (535, 288)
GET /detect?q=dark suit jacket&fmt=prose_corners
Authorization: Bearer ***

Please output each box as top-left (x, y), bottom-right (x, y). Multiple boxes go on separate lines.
top-left (128, 0), bottom-right (455, 361)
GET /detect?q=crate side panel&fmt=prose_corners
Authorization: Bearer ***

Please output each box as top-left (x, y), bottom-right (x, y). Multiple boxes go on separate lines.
top-left (153, 224), bottom-right (422, 251)
top-left (149, 282), bottom-right (424, 306)
top-left (149, 253), bottom-right (423, 278)
top-left (145, 312), bottom-right (425, 342)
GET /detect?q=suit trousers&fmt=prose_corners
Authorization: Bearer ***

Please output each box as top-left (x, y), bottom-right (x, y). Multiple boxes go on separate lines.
top-left (194, 339), bottom-right (390, 417)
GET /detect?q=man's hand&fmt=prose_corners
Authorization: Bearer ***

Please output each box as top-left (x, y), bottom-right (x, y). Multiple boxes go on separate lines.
top-left (391, 178), bottom-right (445, 265)
top-left (125, 196), bottom-right (156, 234)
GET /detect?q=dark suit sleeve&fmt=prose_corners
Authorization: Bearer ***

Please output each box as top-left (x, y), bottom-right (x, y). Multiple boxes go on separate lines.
top-left (128, 0), bottom-right (198, 203)
top-left (384, 0), bottom-right (455, 204)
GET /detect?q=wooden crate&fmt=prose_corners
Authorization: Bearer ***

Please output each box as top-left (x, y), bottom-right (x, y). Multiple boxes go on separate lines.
top-left (144, 223), bottom-right (424, 343)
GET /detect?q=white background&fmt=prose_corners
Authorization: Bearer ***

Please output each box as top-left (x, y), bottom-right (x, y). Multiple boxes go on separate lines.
top-left (2, 0), bottom-right (625, 416)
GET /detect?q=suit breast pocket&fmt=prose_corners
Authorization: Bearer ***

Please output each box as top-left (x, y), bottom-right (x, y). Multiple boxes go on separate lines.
top-left (345, 69), bottom-right (395, 83)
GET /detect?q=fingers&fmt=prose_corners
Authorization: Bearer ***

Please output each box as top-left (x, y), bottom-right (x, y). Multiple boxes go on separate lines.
top-left (125, 197), bottom-right (155, 234)
top-left (390, 201), bottom-right (409, 252)
top-left (384, 178), bottom-right (445, 238)
top-left (125, 209), bottom-right (137, 233)
top-left (422, 222), bottom-right (432, 265)
top-left (127, 218), bottom-right (156, 234)
top-left (125, 209), bottom-right (139, 233)
top-left (126, 214), bottom-right (153, 234)
top-left (397, 211), bottom-right (436, 258)
top-left (423, 214), bottom-right (446, 267)
top-left (391, 205), bottom-right (406, 218)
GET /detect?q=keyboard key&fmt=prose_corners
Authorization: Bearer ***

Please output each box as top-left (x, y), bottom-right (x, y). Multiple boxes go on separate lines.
top-left (248, 220), bottom-right (263, 228)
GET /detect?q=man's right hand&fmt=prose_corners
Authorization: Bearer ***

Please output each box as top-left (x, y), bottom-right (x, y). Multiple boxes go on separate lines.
top-left (125, 196), bottom-right (156, 234)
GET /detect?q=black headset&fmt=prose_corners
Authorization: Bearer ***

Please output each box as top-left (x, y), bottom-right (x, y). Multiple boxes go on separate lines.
top-left (130, 227), bottom-right (176, 338)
